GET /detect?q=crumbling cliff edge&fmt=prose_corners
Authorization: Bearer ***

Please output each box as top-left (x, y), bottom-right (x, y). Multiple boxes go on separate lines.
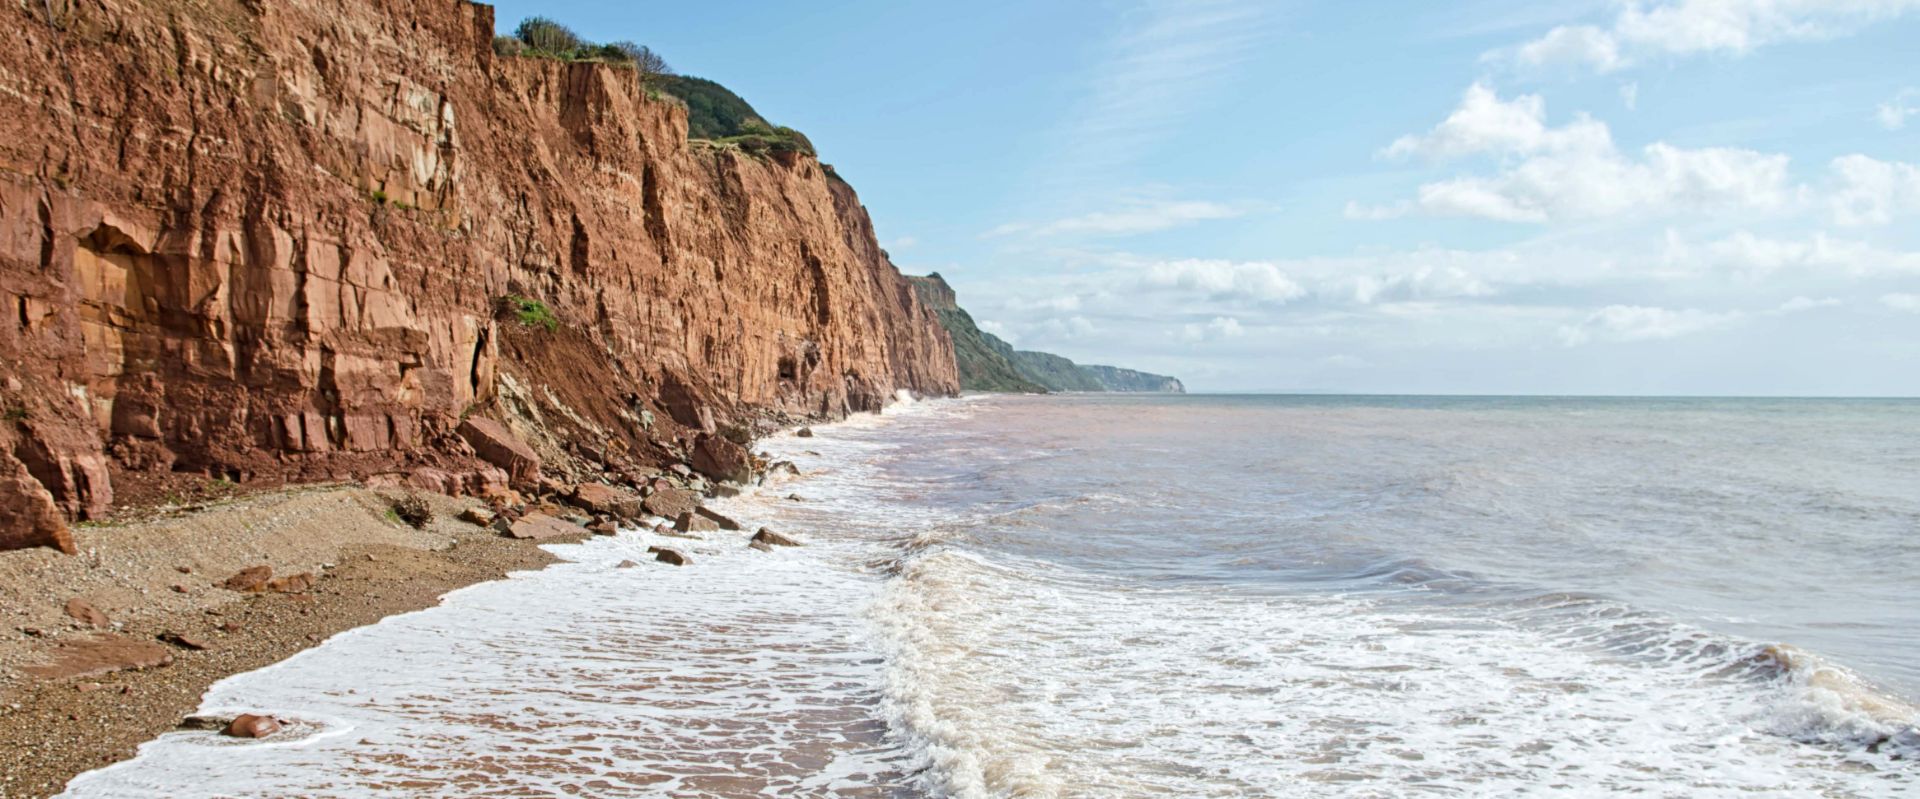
top-left (0, 0), bottom-right (959, 553)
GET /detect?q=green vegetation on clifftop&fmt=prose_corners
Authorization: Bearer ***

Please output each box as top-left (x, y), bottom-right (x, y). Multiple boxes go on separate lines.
top-left (908, 274), bottom-right (1047, 392)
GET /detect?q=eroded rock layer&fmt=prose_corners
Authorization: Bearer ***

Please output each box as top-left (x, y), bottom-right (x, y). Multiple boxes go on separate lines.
top-left (0, 0), bottom-right (957, 551)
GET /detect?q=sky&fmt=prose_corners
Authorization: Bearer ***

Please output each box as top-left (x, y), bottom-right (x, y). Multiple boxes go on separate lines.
top-left (489, 0), bottom-right (1920, 395)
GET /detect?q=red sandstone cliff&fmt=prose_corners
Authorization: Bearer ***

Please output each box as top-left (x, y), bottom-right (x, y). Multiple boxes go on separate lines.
top-left (0, 0), bottom-right (958, 552)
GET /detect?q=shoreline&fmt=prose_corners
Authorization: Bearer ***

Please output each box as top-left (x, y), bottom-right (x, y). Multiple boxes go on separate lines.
top-left (0, 487), bottom-right (576, 799)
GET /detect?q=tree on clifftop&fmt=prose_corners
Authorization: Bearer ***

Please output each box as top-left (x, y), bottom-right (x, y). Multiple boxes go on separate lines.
top-left (515, 17), bottom-right (583, 55)
top-left (605, 41), bottom-right (673, 83)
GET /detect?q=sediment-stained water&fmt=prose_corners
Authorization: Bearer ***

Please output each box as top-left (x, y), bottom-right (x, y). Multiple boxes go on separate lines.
top-left (64, 395), bottom-right (1920, 797)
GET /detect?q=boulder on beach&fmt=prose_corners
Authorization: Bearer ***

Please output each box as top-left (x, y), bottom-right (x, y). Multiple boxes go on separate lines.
top-left (459, 507), bottom-right (497, 527)
top-left (571, 483), bottom-right (642, 520)
top-left (643, 486), bottom-right (698, 520)
top-left (691, 434), bottom-right (753, 484)
top-left (752, 527), bottom-right (801, 547)
top-left (652, 548), bottom-right (691, 566)
top-left (64, 598), bottom-right (109, 628)
top-left (221, 565), bottom-right (273, 592)
top-left (266, 572), bottom-right (316, 594)
top-left (586, 519), bottom-right (618, 536)
top-left (674, 511), bottom-right (720, 534)
top-left (694, 506), bottom-right (743, 531)
top-left (457, 417), bottom-right (542, 489)
top-left (505, 513), bottom-right (581, 540)
top-left (795, 427), bottom-right (814, 438)
top-left (21, 633), bottom-right (173, 680)
top-left (158, 632), bottom-right (208, 651)
top-left (222, 714), bottom-right (281, 739)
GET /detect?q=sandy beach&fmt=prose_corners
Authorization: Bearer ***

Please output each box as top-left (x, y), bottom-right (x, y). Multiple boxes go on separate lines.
top-left (0, 487), bottom-right (575, 799)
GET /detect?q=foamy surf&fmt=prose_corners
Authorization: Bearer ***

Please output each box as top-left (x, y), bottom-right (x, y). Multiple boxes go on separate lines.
top-left (62, 394), bottom-right (1920, 797)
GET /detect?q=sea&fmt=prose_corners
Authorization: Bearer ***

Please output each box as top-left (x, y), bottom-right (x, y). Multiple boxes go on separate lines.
top-left (61, 394), bottom-right (1920, 797)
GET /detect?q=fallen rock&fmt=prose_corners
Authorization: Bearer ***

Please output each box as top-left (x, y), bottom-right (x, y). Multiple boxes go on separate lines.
top-left (222, 565), bottom-right (274, 592)
top-left (158, 632), bottom-right (208, 651)
top-left (223, 714), bottom-right (281, 739)
top-left (786, 494), bottom-right (804, 502)
top-left (457, 417), bottom-right (542, 489)
top-left (266, 573), bottom-right (317, 594)
top-left (769, 460), bottom-right (801, 476)
top-left (169, 584), bottom-right (189, 594)
top-left (652, 548), bottom-right (690, 566)
top-left (674, 511), bottom-right (720, 534)
top-left (748, 541), bottom-right (773, 553)
top-left (669, 463), bottom-right (693, 479)
top-left (22, 633), bottom-right (174, 680)
top-left (571, 483), bottom-right (642, 520)
top-left (0, 453), bottom-right (76, 554)
top-left (505, 513), bottom-right (581, 540)
top-left (616, 560), bottom-right (641, 569)
top-left (586, 520), bottom-right (618, 536)
top-left (795, 427), bottom-right (815, 438)
top-left (692, 433), bottom-right (754, 484)
top-left (459, 507), bottom-right (497, 527)
top-left (752, 527), bottom-right (802, 547)
top-left (642, 486), bottom-right (699, 520)
top-left (694, 506), bottom-right (743, 531)
top-left (64, 598), bottom-right (109, 628)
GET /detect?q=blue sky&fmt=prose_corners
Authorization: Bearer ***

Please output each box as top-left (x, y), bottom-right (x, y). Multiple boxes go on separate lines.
top-left (490, 0), bottom-right (1920, 395)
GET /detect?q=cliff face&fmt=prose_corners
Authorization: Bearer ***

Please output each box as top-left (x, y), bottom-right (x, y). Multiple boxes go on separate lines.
top-left (1077, 365), bottom-right (1185, 394)
top-left (907, 274), bottom-right (1183, 395)
top-left (0, 0), bottom-right (957, 552)
top-left (906, 274), bottom-right (1046, 393)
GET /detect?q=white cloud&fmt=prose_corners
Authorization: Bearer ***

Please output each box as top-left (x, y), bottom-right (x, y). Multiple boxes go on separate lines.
top-left (1695, 229), bottom-right (1920, 276)
top-left (1513, 24), bottom-right (1624, 71)
top-left (1005, 294), bottom-right (1084, 313)
top-left (1828, 154), bottom-right (1920, 225)
top-left (1383, 83), bottom-right (1612, 160)
top-left (1144, 259), bottom-right (1307, 303)
top-left (1884, 293), bottom-right (1920, 313)
top-left (1620, 82), bottom-right (1640, 110)
top-left (883, 235), bottom-right (919, 251)
top-left (1499, 0), bottom-right (1920, 73)
top-left (1879, 89), bottom-right (1920, 130)
top-left (1037, 316), bottom-right (1099, 339)
top-left (1557, 305), bottom-right (1742, 346)
top-left (1181, 316), bottom-right (1245, 342)
top-left (1350, 266), bottom-right (1494, 304)
top-left (991, 200), bottom-right (1245, 238)
top-left (1367, 85), bottom-right (1794, 223)
top-left (1775, 296), bottom-right (1842, 313)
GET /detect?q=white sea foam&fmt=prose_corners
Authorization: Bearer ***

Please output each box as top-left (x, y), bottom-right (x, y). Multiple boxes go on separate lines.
top-left (62, 420), bottom-right (934, 797)
top-left (61, 395), bottom-right (1920, 798)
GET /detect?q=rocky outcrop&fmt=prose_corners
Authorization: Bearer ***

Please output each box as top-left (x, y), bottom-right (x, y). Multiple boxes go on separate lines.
top-left (0, 0), bottom-right (958, 551)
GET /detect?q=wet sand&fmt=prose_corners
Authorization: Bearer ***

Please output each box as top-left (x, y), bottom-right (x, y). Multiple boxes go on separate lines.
top-left (0, 487), bottom-right (575, 799)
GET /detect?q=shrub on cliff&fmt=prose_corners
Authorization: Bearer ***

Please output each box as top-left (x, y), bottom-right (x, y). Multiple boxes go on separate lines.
top-left (601, 41), bottom-right (672, 83)
top-left (719, 120), bottom-right (816, 158)
top-left (497, 295), bottom-right (559, 332)
top-left (514, 17), bottom-right (584, 56)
